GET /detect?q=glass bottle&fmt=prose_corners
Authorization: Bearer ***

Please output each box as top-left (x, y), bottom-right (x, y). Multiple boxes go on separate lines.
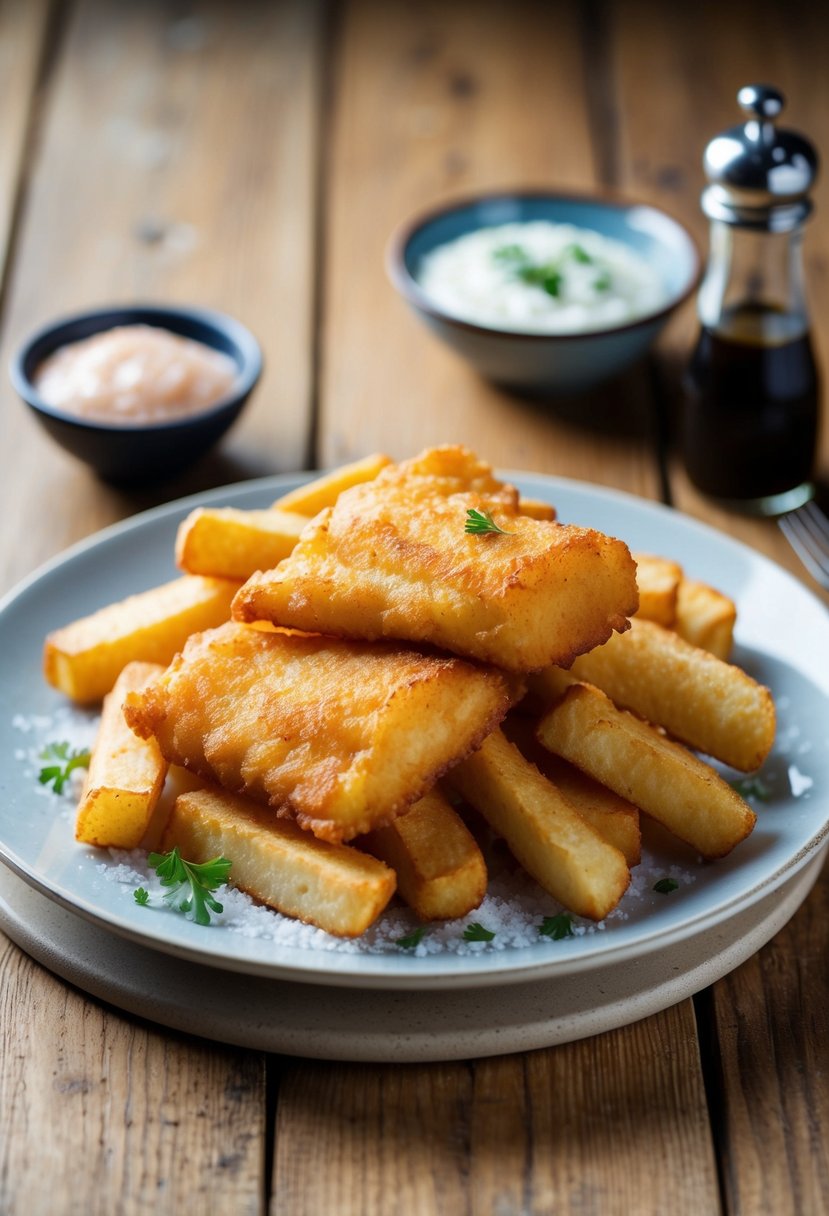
top-left (681, 84), bottom-right (821, 515)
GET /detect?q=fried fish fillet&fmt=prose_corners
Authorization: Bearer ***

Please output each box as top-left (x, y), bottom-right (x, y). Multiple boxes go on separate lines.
top-left (123, 621), bottom-right (515, 843)
top-left (232, 446), bottom-right (638, 672)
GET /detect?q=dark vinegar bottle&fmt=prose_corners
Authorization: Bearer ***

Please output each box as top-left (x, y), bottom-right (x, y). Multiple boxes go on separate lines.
top-left (683, 303), bottom-right (819, 505)
top-left (681, 84), bottom-right (821, 515)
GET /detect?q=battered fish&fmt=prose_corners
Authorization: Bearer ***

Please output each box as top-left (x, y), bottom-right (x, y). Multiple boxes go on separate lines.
top-left (123, 621), bottom-right (515, 842)
top-left (232, 446), bottom-right (638, 672)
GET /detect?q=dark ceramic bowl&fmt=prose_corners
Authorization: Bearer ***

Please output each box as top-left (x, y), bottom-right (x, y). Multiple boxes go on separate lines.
top-left (387, 190), bottom-right (700, 394)
top-left (10, 304), bottom-right (262, 484)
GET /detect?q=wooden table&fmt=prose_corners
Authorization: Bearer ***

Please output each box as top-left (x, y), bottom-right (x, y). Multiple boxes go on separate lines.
top-left (1, 2), bottom-right (827, 1212)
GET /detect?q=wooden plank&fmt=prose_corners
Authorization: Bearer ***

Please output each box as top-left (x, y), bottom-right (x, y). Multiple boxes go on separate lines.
top-left (609, 0), bottom-right (829, 597)
top-left (705, 868), bottom-right (829, 1216)
top-left (0, 0), bottom-right (322, 593)
top-left (0, 936), bottom-right (266, 1215)
top-left (318, 0), bottom-right (662, 499)
top-left (0, 0), bottom-right (52, 290)
top-left (271, 1003), bottom-right (720, 1216)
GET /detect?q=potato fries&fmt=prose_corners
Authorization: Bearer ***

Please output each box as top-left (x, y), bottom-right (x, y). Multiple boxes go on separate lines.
top-left (75, 662), bottom-right (168, 848)
top-left (44, 575), bottom-right (239, 703)
top-left (537, 683), bottom-right (756, 859)
top-left (175, 506), bottom-right (308, 579)
top-left (562, 617), bottom-right (775, 771)
top-left (633, 552), bottom-right (682, 627)
top-left (164, 787), bottom-right (397, 937)
top-left (502, 716), bottom-right (641, 866)
top-left (449, 728), bottom-right (631, 921)
top-left (359, 788), bottom-right (487, 921)
top-left (675, 579), bottom-right (736, 660)
top-left (272, 452), bottom-right (392, 515)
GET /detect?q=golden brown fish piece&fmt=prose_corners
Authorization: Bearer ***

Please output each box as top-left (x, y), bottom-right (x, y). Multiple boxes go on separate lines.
top-left (123, 621), bottom-right (515, 843)
top-left (232, 446), bottom-right (638, 672)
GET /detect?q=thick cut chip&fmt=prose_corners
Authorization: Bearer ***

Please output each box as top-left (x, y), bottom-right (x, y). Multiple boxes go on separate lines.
top-left (175, 507), bottom-right (308, 579)
top-left (164, 788), bottom-right (396, 937)
top-left (75, 662), bottom-right (168, 848)
top-left (233, 446), bottom-right (638, 672)
top-left (272, 452), bottom-right (392, 515)
top-left (44, 575), bottom-right (239, 703)
top-left (675, 579), bottom-right (736, 660)
top-left (359, 788), bottom-right (487, 921)
top-left (562, 617), bottom-right (775, 772)
top-left (448, 728), bottom-right (631, 921)
top-left (124, 621), bottom-right (515, 842)
top-left (537, 683), bottom-right (756, 859)
top-left (633, 553), bottom-right (682, 627)
top-left (519, 497), bottom-right (557, 521)
top-left (502, 716), bottom-right (641, 866)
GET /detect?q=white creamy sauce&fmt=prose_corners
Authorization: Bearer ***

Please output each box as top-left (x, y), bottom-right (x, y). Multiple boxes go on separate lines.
top-left (417, 220), bottom-right (667, 333)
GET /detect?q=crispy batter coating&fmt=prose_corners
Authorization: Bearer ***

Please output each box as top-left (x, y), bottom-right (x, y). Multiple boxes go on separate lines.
top-left (123, 621), bottom-right (515, 842)
top-left (232, 446), bottom-right (638, 672)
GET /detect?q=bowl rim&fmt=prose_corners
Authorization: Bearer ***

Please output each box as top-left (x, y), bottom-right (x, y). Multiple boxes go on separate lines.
top-left (386, 187), bottom-right (702, 343)
top-left (9, 302), bottom-right (263, 434)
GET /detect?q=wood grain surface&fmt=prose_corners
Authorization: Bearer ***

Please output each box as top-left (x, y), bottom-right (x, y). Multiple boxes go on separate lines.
top-left (0, 2), bottom-right (826, 1214)
top-left (320, 0), bottom-right (662, 499)
top-left (0, 0), bottom-right (322, 589)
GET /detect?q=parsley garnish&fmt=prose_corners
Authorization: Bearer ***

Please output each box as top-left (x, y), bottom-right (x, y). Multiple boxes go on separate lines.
top-left (539, 913), bottom-right (574, 940)
top-left (464, 508), bottom-right (513, 536)
top-left (134, 887), bottom-right (150, 907)
top-left (396, 927), bottom-right (427, 949)
top-left (38, 741), bottom-right (91, 794)
top-left (564, 242), bottom-right (593, 264)
top-left (493, 241), bottom-right (604, 298)
top-left (653, 877), bottom-right (679, 895)
top-left (463, 922), bottom-right (495, 942)
top-left (493, 243), bottom-right (528, 264)
top-left (518, 263), bottom-right (562, 297)
top-left (146, 847), bottom-right (231, 926)
top-left (730, 774), bottom-right (771, 801)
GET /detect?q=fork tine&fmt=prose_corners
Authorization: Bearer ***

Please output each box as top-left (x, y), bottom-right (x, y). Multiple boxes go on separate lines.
top-left (803, 500), bottom-right (829, 543)
top-left (779, 507), bottom-right (829, 588)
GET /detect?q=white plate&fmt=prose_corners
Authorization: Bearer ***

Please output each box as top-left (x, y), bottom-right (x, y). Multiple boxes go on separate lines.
top-left (0, 473), bottom-right (827, 990)
top-left (0, 851), bottom-right (822, 1061)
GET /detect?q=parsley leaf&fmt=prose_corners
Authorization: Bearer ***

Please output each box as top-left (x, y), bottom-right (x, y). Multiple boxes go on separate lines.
top-left (653, 877), bottom-right (679, 895)
top-left (38, 741), bottom-right (91, 794)
top-left (396, 927), bottom-right (427, 949)
top-left (493, 243), bottom-right (530, 265)
top-left (146, 847), bottom-right (231, 926)
top-left (134, 887), bottom-right (150, 907)
top-left (564, 242), bottom-right (593, 264)
top-left (730, 774), bottom-right (771, 801)
top-left (464, 508), bottom-right (514, 536)
top-left (539, 913), bottom-right (574, 940)
top-left (593, 270), bottom-right (613, 292)
top-left (518, 263), bottom-right (562, 298)
top-left (463, 922), bottom-right (495, 942)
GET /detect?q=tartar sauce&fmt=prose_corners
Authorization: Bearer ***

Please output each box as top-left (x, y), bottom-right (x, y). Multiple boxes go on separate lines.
top-left (34, 325), bottom-right (237, 424)
top-left (417, 221), bottom-right (667, 334)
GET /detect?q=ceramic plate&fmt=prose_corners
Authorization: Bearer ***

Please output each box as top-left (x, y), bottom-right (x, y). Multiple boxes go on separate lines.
top-left (0, 473), bottom-right (827, 990)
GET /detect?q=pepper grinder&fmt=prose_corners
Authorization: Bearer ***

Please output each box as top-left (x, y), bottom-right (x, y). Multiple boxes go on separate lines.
top-left (681, 84), bottom-right (821, 515)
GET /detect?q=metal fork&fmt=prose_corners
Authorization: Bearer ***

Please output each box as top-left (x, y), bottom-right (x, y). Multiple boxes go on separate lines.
top-left (778, 500), bottom-right (829, 589)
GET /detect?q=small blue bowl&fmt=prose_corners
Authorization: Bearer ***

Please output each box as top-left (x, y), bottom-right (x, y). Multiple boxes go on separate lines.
top-left (387, 191), bottom-right (700, 394)
top-left (10, 304), bottom-right (262, 484)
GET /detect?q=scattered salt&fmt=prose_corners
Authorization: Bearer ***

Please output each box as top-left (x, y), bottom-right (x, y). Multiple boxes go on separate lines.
top-left (788, 765), bottom-right (814, 797)
top-left (5, 701), bottom-right (809, 960)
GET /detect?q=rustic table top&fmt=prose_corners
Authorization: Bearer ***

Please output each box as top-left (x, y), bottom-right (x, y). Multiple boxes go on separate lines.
top-left (1, 2), bottom-right (827, 1213)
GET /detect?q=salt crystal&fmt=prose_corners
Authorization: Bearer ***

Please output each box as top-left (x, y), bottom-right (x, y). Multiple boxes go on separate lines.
top-left (788, 765), bottom-right (814, 797)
